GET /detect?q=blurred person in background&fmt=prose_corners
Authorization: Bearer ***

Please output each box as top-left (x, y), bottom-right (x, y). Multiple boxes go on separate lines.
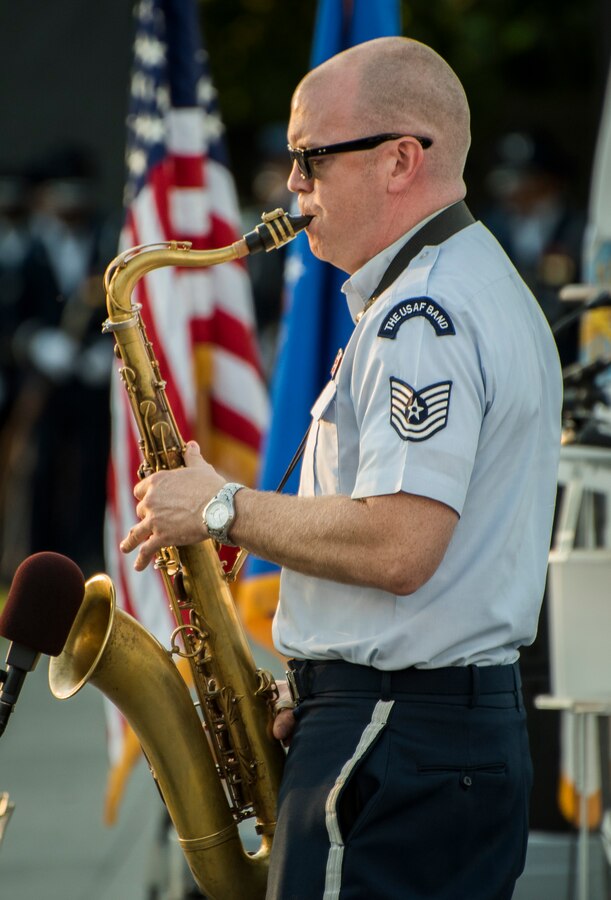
top-left (0, 173), bottom-right (30, 431)
top-left (482, 130), bottom-right (586, 368)
top-left (0, 145), bottom-right (119, 578)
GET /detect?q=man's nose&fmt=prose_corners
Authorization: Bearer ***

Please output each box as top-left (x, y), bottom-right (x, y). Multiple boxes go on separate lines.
top-left (287, 161), bottom-right (312, 193)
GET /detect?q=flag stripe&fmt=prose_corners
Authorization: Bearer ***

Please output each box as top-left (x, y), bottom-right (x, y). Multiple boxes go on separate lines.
top-left (183, 265), bottom-right (258, 331)
top-left (210, 397), bottom-right (264, 451)
top-left (189, 315), bottom-right (265, 377)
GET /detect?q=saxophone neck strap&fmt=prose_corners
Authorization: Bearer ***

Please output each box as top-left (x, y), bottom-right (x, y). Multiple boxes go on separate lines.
top-left (276, 200), bottom-right (476, 493)
top-left (366, 199), bottom-right (476, 308)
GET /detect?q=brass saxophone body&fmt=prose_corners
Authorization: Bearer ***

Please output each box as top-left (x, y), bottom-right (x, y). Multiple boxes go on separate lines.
top-left (49, 210), bottom-right (311, 900)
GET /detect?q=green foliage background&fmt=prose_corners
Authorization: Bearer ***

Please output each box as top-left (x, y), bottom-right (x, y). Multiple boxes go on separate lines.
top-left (199, 0), bottom-right (609, 210)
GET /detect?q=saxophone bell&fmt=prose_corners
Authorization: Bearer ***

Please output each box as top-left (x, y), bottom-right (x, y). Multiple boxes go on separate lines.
top-left (50, 575), bottom-right (270, 900)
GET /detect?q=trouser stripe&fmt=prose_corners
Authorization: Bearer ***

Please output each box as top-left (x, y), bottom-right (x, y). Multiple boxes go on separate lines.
top-left (322, 699), bottom-right (394, 900)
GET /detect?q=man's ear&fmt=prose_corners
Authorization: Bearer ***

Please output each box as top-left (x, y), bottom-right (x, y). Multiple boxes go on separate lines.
top-left (388, 138), bottom-right (424, 193)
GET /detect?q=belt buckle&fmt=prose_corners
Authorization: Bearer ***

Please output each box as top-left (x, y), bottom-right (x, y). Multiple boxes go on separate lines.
top-left (286, 667), bottom-right (300, 704)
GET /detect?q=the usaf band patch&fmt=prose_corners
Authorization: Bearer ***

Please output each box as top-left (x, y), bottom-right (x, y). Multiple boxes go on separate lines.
top-left (390, 377), bottom-right (452, 442)
top-left (378, 298), bottom-right (455, 339)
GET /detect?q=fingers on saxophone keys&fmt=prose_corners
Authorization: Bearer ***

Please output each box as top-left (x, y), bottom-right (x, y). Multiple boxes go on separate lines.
top-left (133, 536), bottom-right (159, 571)
top-left (134, 549), bottom-right (152, 571)
top-left (134, 475), bottom-right (153, 501)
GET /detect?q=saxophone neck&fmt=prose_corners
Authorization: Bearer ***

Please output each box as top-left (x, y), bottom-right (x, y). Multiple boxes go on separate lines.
top-left (103, 240), bottom-right (245, 322)
top-left (103, 208), bottom-right (311, 322)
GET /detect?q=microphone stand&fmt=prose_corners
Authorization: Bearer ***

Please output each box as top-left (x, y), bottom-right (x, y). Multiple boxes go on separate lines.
top-left (554, 288), bottom-right (611, 446)
top-left (0, 792), bottom-right (15, 851)
top-left (552, 289), bottom-right (611, 339)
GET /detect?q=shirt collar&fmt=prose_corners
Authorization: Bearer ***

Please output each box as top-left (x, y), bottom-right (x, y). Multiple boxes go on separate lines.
top-left (342, 207), bottom-right (450, 324)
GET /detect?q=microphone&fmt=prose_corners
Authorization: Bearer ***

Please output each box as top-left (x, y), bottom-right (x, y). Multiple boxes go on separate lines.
top-left (0, 552), bottom-right (85, 737)
top-left (563, 354), bottom-right (611, 385)
top-left (559, 284), bottom-right (611, 303)
top-left (553, 287), bottom-right (611, 337)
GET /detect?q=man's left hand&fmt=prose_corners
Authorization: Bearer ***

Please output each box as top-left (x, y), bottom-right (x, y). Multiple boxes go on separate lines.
top-left (273, 679), bottom-right (297, 747)
top-left (120, 441), bottom-right (224, 571)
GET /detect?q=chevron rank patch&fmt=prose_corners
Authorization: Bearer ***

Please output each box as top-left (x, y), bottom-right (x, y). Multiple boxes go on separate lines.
top-left (378, 298), bottom-right (455, 339)
top-left (389, 377), bottom-right (452, 442)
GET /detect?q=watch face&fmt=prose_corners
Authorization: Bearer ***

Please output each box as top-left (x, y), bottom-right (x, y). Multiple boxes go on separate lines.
top-left (206, 500), bottom-right (230, 530)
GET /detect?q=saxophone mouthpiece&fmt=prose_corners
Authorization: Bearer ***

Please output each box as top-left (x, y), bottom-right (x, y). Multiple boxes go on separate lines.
top-left (289, 213), bottom-right (314, 232)
top-left (243, 208), bottom-right (312, 255)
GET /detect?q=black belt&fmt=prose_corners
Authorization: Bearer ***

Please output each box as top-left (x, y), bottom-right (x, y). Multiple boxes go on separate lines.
top-left (286, 659), bottom-right (521, 704)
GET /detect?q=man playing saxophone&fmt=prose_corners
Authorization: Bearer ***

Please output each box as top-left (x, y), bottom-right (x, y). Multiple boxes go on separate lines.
top-left (121, 37), bottom-right (562, 900)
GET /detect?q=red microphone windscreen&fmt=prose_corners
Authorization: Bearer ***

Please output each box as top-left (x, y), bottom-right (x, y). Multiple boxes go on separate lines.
top-left (0, 552), bottom-right (85, 656)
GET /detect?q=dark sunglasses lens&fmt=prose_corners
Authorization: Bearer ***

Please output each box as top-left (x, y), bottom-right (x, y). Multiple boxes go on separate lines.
top-left (289, 148), bottom-right (311, 179)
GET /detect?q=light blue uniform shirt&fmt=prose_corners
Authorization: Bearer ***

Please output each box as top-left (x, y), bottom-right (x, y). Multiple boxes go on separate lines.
top-left (273, 219), bottom-right (563, 669)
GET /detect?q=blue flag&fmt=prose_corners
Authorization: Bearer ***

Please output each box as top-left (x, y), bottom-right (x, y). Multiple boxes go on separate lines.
top-left (239, 0), bottom-right (401, 649)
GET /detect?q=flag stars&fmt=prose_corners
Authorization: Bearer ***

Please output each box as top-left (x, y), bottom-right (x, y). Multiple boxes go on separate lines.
top-left (135, 0), bottom-right (155, 23)
top-left (131, 114), bottom-right (166, 145)
top-left (126, 148), bottom-right (148, 177)
top-left (134, 34), bottom-right (166, 68)
top-left (131, 72), bottom-right (156, 102)
top-left (202, 112), bottom-right (224, 143)
top-left (156, 85), bottom-right (170, 111)
top-left (285, 253), bottom-right (306, 286)
top-left (130, 72), bottom-right (168, 109)
top-left (197, 76), bottom-right (218, 107)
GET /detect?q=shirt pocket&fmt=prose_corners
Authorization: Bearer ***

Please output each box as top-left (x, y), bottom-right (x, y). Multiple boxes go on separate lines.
top-left (300, 379), bottom-right (338, 496)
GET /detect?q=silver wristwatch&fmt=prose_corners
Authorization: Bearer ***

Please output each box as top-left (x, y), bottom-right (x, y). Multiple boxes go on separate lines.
top-left (202, 482), bottom-right (245, 546)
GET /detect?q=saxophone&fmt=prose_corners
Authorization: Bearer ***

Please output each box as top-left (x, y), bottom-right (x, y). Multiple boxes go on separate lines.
top-left (49, 209), bottom-right (311, 900)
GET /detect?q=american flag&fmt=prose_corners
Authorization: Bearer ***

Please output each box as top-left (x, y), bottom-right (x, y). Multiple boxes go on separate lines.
top-left (103, 0), bottom-right (268, 821)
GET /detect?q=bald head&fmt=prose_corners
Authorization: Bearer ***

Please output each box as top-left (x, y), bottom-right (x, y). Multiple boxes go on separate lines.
top-left (297, 37), bottom-right (471, 191)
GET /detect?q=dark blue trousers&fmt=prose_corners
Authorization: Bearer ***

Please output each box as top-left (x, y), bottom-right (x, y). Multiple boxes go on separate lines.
top-left (266, 662), bottom-right (532, 900)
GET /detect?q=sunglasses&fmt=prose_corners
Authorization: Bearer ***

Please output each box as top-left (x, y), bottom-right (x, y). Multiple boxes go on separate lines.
top-left (287, 132), bottom-right (433, 180)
